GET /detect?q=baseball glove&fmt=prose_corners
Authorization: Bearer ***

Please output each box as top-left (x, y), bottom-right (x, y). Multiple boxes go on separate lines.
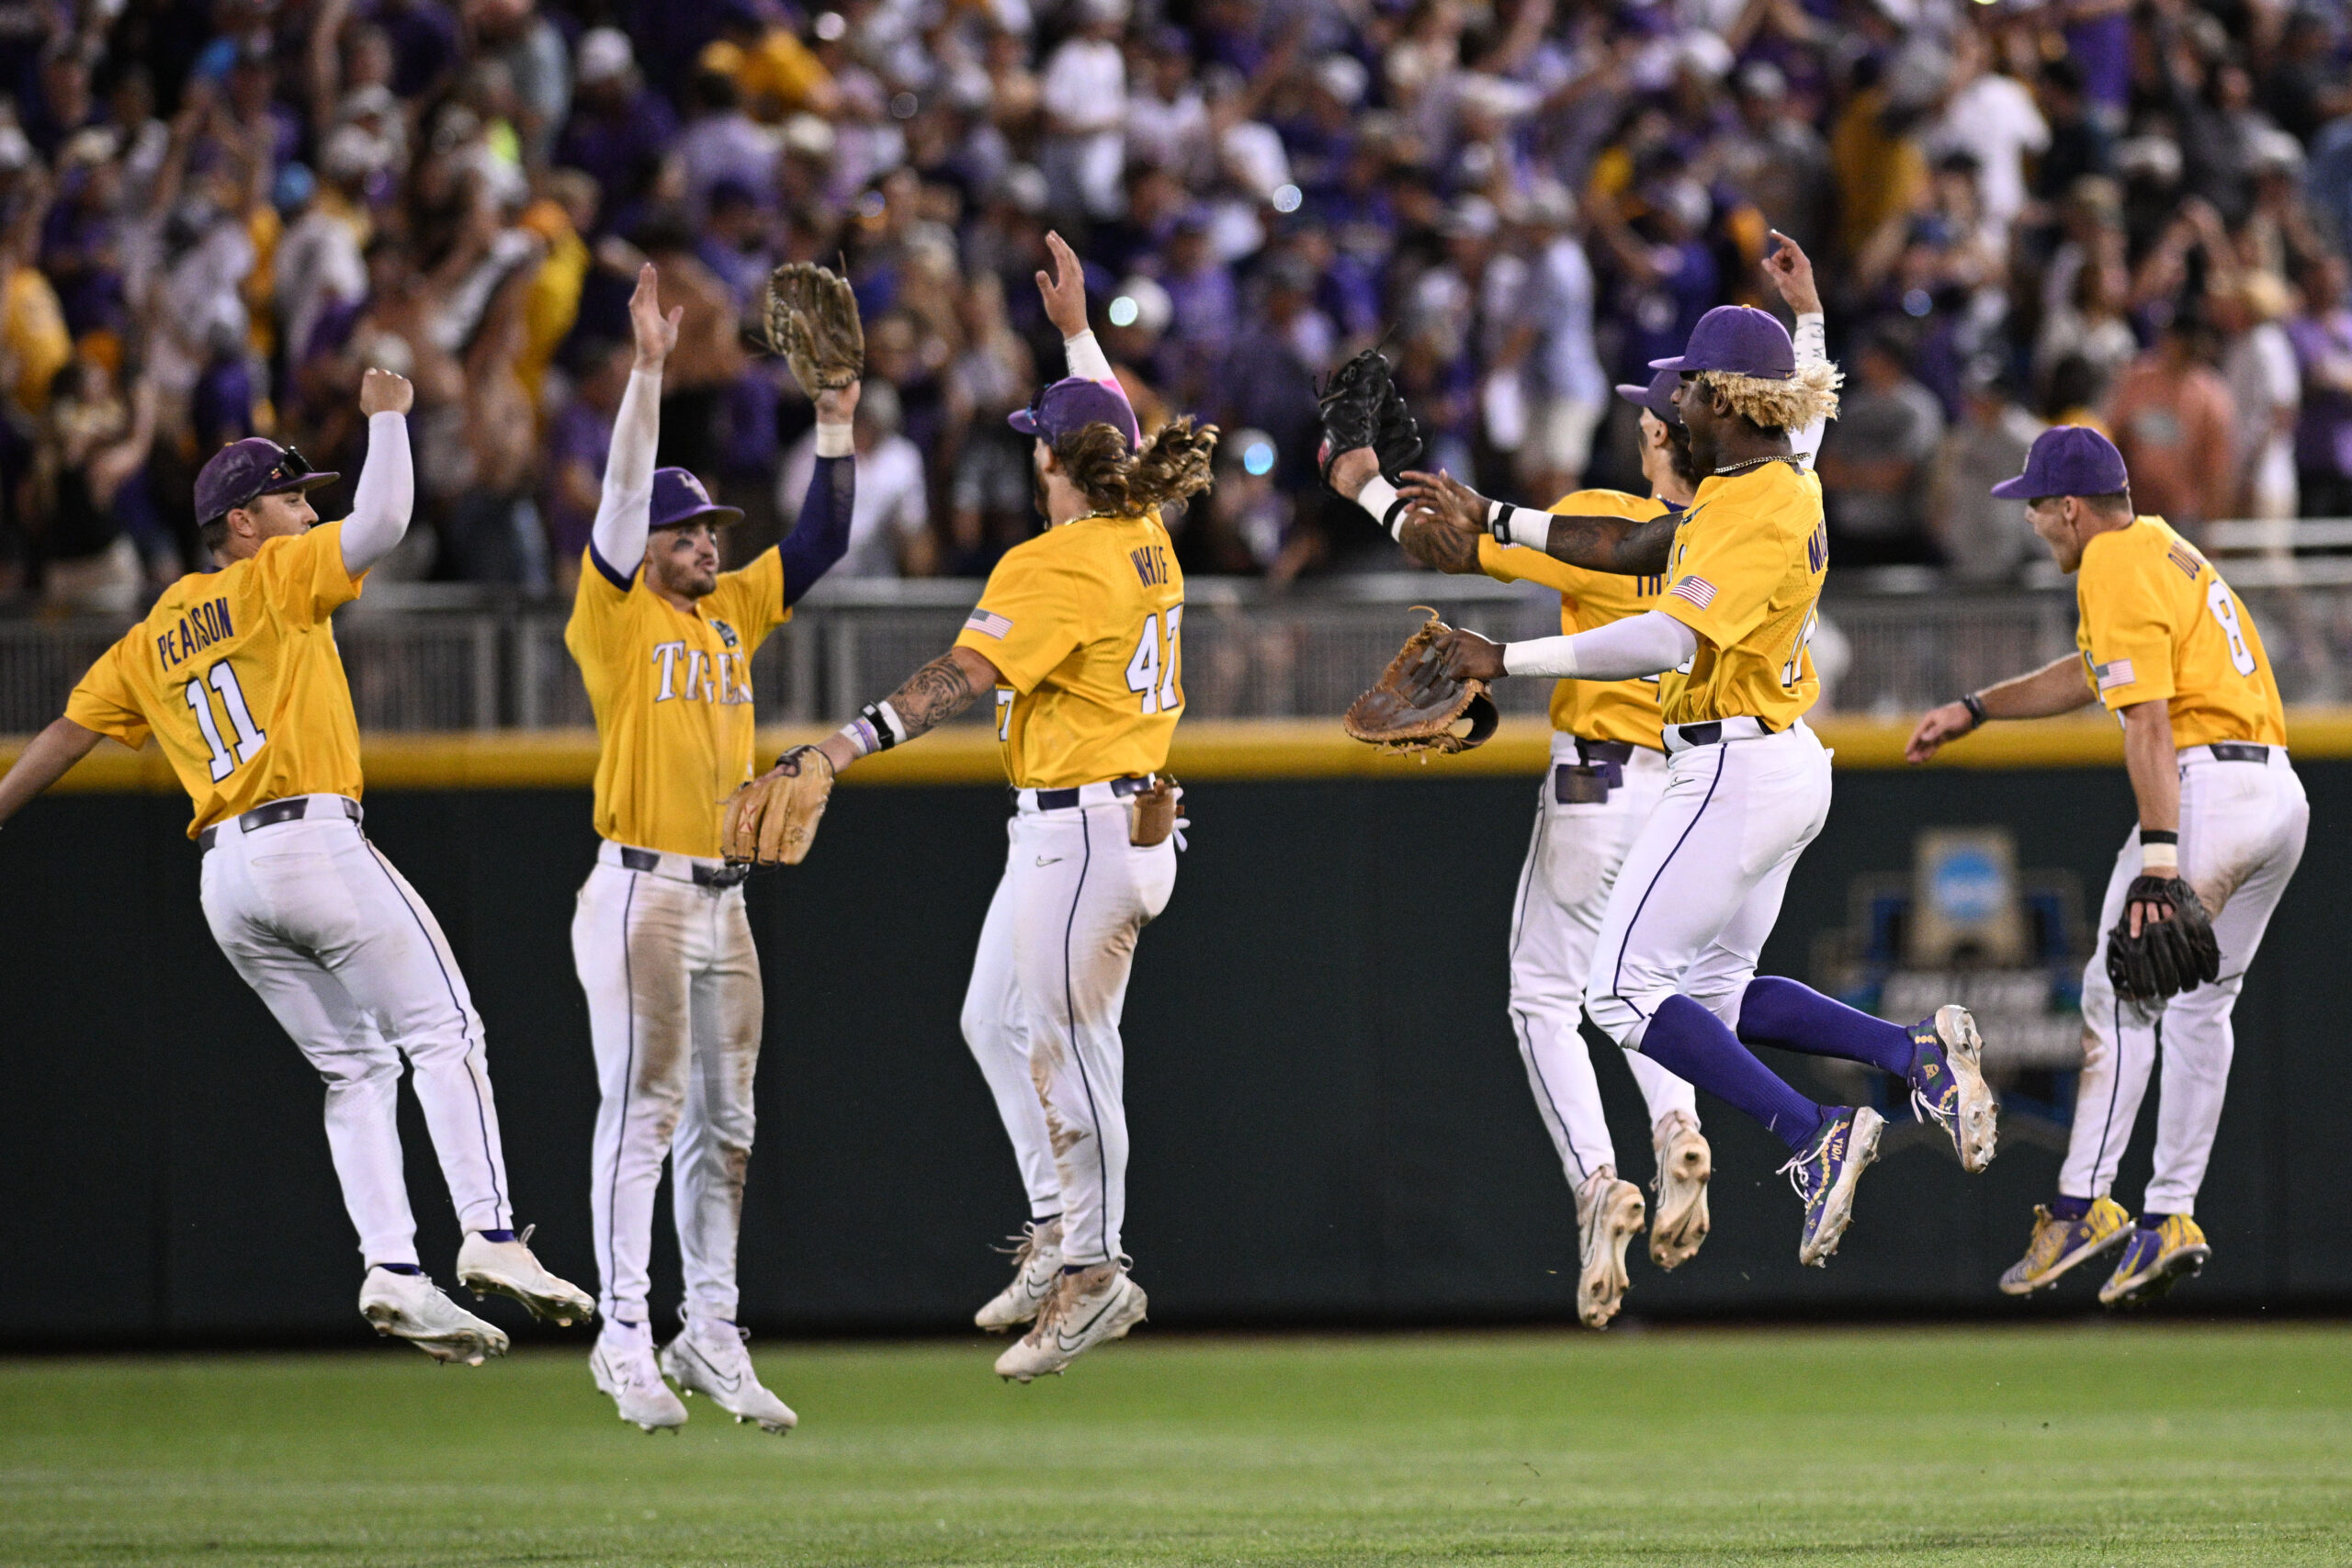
top-left (761, 262), bottom-right (864, 397)
top-left (1343, 608), bottom-right (1498, 756)
top-left (721, 746), bottom-right (836, 867)
top-left (1316, 347), bottom-right (1425, 490)
top-left (2105, 876), bottom-right (2222, 1003)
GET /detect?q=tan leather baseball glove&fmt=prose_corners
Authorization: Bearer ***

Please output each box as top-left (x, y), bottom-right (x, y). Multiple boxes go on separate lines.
top-left (1343, 608), bottom-right (1499, 756)
top-left (722, 746), bottom-right (836, 866)
top-left (761, 262), bottom-right (864, 397)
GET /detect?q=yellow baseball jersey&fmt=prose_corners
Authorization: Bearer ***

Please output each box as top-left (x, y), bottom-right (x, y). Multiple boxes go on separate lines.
top-left (2073, 516), bottom-right (2286, 749)
top-left (64, 521), bottom-right (367, 838)
top-left (1476, 489), bottom-right (1671, 750)
top-left (1655, 460), bottom-right (1826, 728)
top-left (567, 547), bottom-right (789, 858)
top-left (954, 513), bottom-right (1183, 789)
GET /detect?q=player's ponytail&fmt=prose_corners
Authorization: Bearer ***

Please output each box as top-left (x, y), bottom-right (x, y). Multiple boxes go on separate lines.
top-left (1053, 417), bottom-right (1220, 518)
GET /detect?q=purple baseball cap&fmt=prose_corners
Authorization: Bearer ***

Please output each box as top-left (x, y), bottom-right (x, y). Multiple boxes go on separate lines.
top-left (1613, 367), bottom-right (1684, 426)
top-left (194, 437), bottom-right (341, 525)
top-left (1990, 424), bottom-right (2130, 501)
top-left (649, 467), bottom-right (743, 529)
top-left (1009, 377), bottom-right (1140, 450)
top-left (1650, 305), bottom-right (1797, 379)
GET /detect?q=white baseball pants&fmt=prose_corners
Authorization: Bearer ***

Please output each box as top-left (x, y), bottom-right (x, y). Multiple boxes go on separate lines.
top-left (2062, 747), bottom-right (2307, 1215)
top-left (1586, 723), bottom-right (1835, 1049)
top-left (198, 796), bottom-right (514, 1269)
top-left (574, 845), bottom-right (763, 1326)
top-left (962, 801), bottom-right (1176, 1267)
top-left (1510, 735), bottom-right (1698, 1184)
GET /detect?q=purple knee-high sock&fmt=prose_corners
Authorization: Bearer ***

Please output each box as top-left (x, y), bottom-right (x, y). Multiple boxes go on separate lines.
top-left (1636, 994), bottom-right (1827, 1152)
top-left (1736, 976), bottom-right (1919, 1076)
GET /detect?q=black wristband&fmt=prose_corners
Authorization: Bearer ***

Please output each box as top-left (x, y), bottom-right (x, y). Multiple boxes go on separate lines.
top-left (1488, 502), bottom-right (1518, 544)
top-left (2139, 829), bottom-right (2179, 845)
top-left (858, 701), bottom-right (899, 752)
top-left (1958, 693), bottom-right (1987, 730)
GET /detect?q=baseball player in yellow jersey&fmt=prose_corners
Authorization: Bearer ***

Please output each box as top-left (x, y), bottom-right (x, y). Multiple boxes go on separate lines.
top-left (743, 232), bottom-right (1212, 1381)
top-left (566, 265), bottom-right (857, 1433)
top-left (0, 370), bottom-right (591, 1364)
top-left (1907, 426), bottom-right (2305, 1306)
top-left (1431, 304), bottom-right (1997, 1271)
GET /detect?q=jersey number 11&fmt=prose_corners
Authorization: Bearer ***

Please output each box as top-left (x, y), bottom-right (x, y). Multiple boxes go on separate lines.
top-left (185, 660), bottom-right (267, 782)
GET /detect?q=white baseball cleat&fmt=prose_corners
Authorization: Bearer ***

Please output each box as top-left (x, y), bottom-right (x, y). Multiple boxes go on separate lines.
top-left (660, 1314), bottom-right (797, 1434)
top-left (457, 1226), bottom-right (595, 1326)
top-left (1572, 1167), bottom-right (1645, 1330)
top-left (1648, 1111), bottom-right (1713, 1269)
top-left (994, 1261), bottom-right (1148, 1382)
top-left (591, 1329), bottom-right (688, 1433)
top-left (974, 1218), bottom-right (1064, 1332)
top-left (359, 1267), bottom-right (509, 1366)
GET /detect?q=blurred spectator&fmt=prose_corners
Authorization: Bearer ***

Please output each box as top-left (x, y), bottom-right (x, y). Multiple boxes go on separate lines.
top-left (1928, 360), bottom-right (2044, 584)
top-left (1039, 0), bottom-right (1129, 220)
top-left (2108, 317), bottom-right (2236, 532)
top-left (2288, 254), bottom-right (2352, 517)
top-left (1819, 334), bottom-right (1945, 569)
top-left (556, 28), bottom-right (677, 233)
top-left (776, 379), bottom-right (930, 578)
top-left (542, 337), bottom-right (630, 595)
top-left (29, 352), bottom-right (162, 610)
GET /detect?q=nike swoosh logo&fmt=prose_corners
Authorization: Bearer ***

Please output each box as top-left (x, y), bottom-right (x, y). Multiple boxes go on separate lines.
top-left (684, 1343), bottom-right (742, 1392)
top-left (1036, 856), bottom-right (1064, 866)
top-left (1053, 1290), bottom-right (1125, 1349)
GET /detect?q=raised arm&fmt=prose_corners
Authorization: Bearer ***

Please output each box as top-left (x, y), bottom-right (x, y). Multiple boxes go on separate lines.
top-left (0, 716), bottom-right (104, 829)
top-left (776, 380), bottom-right (860, 607)
top-left (1763, 230), bottom-right (1829, 467)
top-left (1037, 229), bottom-right (1136, 426)
top-left (590, 264), bottom-right (681, 584)
top-left (337, 368), bottom-right (418, 576)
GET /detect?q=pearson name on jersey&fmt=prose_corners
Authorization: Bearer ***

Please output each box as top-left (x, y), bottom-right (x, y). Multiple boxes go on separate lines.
top-left (66, 521), bottom-right (367, 836)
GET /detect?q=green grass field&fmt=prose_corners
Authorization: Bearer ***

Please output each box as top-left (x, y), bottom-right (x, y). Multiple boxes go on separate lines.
top-left (2, 1325), bottom-right (2346, 1566)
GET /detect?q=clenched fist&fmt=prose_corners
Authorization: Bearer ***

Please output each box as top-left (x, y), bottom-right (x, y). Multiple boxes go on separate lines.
top-left (359, 367), bottom-right (414, 417)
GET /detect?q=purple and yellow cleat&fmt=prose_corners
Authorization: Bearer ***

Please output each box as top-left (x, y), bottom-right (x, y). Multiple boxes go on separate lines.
top-left (1906, 1005), bottom-right (1996, 1171)
top-left (2098, 1214), bottom-right (2211, 1307)
top-left (1781, 1106), bottom-right (1883, 1267)
top-left (1998, 1196), bottom-right (2133, 1295)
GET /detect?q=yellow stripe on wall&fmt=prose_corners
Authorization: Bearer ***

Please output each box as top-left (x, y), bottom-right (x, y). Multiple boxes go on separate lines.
top-left (11, 713), bottom-right (2352, 793)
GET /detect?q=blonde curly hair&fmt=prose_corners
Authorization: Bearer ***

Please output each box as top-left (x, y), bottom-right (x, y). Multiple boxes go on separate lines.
top-left (1690, 361), bottom-right (1843, 434)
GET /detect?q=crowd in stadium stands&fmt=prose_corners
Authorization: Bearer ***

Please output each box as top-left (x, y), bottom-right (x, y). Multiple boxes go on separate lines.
top-left (5, 0), bottom-right (2352, 615)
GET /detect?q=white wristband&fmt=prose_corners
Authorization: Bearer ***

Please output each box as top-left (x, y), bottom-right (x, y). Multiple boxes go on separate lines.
top-left (814, 422), bottom-right (854, 458)
top-left (1487, 499), bottom-right (1549, 551)
top-left (2141, 840), bottom-right (2179, 874)
top-left (1356, 475), bottom-right (1408, 538)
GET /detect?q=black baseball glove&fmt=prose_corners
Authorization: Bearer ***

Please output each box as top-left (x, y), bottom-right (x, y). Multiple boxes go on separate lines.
top-left (2105, 876), bottom-right (2222, 1003)
top-left (1316, 347), bottom-right (1425, 491)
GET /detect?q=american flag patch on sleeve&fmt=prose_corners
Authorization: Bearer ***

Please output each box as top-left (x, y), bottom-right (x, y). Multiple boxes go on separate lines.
top-left (2095, 658), bottom-right (2136, 692)
top-left (964, 608), bottom-right (1013, 638)
top-left (1667, 576), bottom-right (1717, 610)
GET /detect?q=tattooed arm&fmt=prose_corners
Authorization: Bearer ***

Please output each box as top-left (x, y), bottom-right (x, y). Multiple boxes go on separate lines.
top-left (811, 644), bottom-right (1003, 776)
top-left (1397, 468), bottom-right (1677, 576)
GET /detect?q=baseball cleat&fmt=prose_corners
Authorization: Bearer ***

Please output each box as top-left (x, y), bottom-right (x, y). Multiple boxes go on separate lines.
top-left (975, 1218), bottom-right (1064, 1332)
top-left (1997, 1197), bottom-right (2133, 1295)
top-left (994, 1261), bottom-right (1148, 1382)
top-left (2098, 1214), bottom-right (2211, 1308)
top-left (359, 1267), bottom-right (509, 1366)
top-left (661, 1314), bottom-right (797, 1434)
top-left (1648, 1112), bottom-right (1712, 1269)
top-left (457, 1226), bottom-right (595, 1326)
top-left (1573, 1167), bottom-right (1645, 1329)
top-left (1781, 1106), bottom-right (1883, 1267)
top-left (591, 1332), bottom-right (688, 1433)
top-left (1908, 1005), bottom-right (1997, 1172)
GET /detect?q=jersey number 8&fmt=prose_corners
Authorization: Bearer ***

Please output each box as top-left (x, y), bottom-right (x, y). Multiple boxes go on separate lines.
top-left (185, 660), bottom-right (267, 782)
top-left (2206, 580), bottom-right (2257, 677)
top-left (1125, 606), bottom-right (1183, 715)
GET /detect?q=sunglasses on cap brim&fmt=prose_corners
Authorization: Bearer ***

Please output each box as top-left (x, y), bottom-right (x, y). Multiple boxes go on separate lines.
top-left (256, 446), bottom-right (341, 499)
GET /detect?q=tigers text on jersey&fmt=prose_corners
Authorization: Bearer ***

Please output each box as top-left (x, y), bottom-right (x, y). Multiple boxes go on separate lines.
top-left (65, 521), bottom-right (365, 837)
top-left (567, 547), bottom-right (788, 859)
top-left (1476, 488), bottom-right (1671, 750)
top-left (2073, 516), bottom-right (2286, 749)
top-left (954, 513), bottom-right (1183, 789)
top-left (1654, 460), bottom-right (1826, 730)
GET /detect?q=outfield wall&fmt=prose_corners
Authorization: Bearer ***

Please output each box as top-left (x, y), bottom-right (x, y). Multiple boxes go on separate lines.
top-left (3, 719), bottom-right (2346, 1345)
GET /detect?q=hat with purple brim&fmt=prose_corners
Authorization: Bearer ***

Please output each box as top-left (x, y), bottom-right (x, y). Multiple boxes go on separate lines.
top-left (1613, 367), bottom-right (1684, 426)
top-left (649, 467), bottom-right (743, 528)
top-left (1649, 304), bottom-right (1796, 379)
top-left (1008, 377), bottom-right (1140, 450)
top-left (1989, 424), bottom-right (2129, 501)
top-left (195, 437), bottom-right (341, 525)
